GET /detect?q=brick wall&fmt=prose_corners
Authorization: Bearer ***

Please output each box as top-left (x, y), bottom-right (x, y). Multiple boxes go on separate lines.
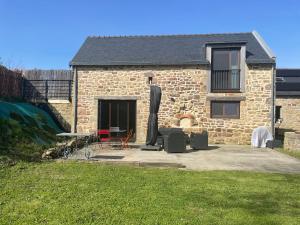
top-left (75, 64), bottom-right (273, 144)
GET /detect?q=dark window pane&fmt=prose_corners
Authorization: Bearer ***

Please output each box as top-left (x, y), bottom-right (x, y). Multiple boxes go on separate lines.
top-left (230, 70), bottom-right (240, 89)
top-left (119, 101), bottom-right (128, 131)
top-left (100, 101), bottom-right (109, 129)
top-left (211, 101), bottom-right (240, 118)
top-left (212, 102), bottom-right (223, 115)
top-left (110, 102), bottom-right (118, 127)
top-left (129, 101), bottom-right (136, 138)
top-left (230, 50), bottom-right (239, 69)
top-left (224, 102), bottom-right (238, 115)
top-left (212, 50), bottom-right (230, 70)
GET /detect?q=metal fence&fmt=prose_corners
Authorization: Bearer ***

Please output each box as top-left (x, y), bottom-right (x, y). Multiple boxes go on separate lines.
top-left (23, 79), bottom-right (72, 101)
top-left (22, 70), bottom-right (73, 102)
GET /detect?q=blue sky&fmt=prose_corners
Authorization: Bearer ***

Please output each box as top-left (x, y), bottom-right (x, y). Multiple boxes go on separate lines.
top-left (0, 0), bottom-right (299, 69)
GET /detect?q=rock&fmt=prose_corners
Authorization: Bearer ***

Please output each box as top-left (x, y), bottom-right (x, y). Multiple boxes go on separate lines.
top-left (42, 147), bottom-right (56, 159)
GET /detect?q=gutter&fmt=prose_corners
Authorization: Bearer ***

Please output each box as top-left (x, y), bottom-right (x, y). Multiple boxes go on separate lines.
top-left (72, 66), bottom-right (78, 133)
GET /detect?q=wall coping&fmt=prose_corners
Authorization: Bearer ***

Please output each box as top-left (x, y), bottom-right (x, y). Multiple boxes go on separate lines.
top-left (48, 99), bottom-right (71, 104)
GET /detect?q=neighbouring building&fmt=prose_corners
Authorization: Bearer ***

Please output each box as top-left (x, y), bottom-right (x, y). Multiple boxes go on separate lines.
top-left (275, 69), bottom-right (300, 137)
top-left (70, 31), bottom-right (276, 144)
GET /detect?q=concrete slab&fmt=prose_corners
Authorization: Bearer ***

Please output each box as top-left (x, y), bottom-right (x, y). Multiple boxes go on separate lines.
top-left (68, 145), bottom-right (300, 174)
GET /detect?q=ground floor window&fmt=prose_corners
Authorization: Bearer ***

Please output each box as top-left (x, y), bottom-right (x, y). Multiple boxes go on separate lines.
top-left (98, 100), bottom-right (136, 140)
top-left (211, 101), bottom-right (240, 118)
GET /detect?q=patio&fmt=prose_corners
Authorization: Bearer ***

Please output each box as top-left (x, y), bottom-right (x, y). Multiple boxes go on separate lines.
top-left (67, 145), bottom-right (300, 174)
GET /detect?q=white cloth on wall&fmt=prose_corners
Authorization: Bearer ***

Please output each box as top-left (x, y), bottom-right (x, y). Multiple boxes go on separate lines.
top-left (251, 126), bottom-right (273, 148)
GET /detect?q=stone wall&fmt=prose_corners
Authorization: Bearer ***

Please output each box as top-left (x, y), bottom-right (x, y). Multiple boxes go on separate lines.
top-left (48, 100), bottom-right (72, 131)
top-left (284, 132), bottom-right (300, 151)
top-left (75, 64), bottom-right (273, 144)
top-left (276, 97), bottom-right (300, 132)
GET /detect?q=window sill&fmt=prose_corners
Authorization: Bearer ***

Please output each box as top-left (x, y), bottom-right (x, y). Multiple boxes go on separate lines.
top-left (211, 90), bottom-right (241, 93)
top-left (207, 96), bottom-right (246, 101)
top-left (211, 116), bottom-right (240, 119)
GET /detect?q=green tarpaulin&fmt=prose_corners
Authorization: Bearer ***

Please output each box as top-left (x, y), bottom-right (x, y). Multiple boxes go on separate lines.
top-left (0, 101), bottom-right (63, 144)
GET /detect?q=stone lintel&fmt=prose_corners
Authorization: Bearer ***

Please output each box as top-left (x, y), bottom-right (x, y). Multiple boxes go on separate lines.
top-left (94, 96), bottom-right (140, 100)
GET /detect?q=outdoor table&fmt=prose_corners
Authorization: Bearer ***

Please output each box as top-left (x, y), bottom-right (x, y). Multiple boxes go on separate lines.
top-left (56, 132), bottom-right (94, 159)
top-left (109, 129), bottom-right (126, 149)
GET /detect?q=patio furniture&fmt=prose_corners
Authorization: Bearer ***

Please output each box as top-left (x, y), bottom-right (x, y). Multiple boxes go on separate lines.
top-left (98, 129), bottom-right (111, 142)
top-left (96, 128), bottom-right (126, 149)
top-left (121, 129), bottom-right (133, 149)
top-left (109, 127), bottom-right (127, 137)
top-left (163, 131), bottom-right (186, 153)
top-left (145, 85), bottom-right (162, 146)
top-left (190, 131), bottom-right (208, 150)
top-left (56, 132), bottom-right (93, 159)
top-left (157, 128), bottom-right (184, 150)
top-left (158, 127), bottom-right (183, 136)
top-left (251, 126), bottom-right (273, 148)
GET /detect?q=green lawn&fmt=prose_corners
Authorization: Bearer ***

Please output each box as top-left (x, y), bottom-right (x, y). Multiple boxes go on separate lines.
top-left (0, 162), bottom-right (299, 225)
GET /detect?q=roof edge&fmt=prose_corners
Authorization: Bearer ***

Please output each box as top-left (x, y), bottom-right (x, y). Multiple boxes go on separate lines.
top-left (87, 32), bottom-right (253, 39)
top-left (69, 61), bottom-right (210, 67)
top-left (252, 30), bottom-right (276, 59)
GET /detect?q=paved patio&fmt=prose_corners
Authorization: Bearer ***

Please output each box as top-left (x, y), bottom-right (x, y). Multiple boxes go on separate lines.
top-left (68, 145), bottom-right (300, 174)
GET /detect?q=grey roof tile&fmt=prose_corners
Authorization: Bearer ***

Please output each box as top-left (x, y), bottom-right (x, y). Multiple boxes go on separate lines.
top-left (70, 32), bottom-right (275, 66)
top-left (276, 69), bottom-right (300, 95)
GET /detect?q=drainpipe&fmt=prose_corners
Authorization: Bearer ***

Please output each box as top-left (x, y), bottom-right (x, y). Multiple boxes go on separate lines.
top-left (271, 63), bottom-right (276, 139)
top-left (72, 66), bottom-right (78, 133)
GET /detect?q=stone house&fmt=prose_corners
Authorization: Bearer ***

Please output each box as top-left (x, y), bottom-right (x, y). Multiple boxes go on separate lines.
top-left (70, 31), bottom-right (276, 144)
top-left (275, 69), bottom-right (300, 137)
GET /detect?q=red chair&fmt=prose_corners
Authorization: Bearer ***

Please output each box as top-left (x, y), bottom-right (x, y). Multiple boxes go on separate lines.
top-left (98, 129), bottom-right (111, 142)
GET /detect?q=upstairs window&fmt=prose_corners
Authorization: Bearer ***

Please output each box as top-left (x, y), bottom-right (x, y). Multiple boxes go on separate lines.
top-left (211, 48), bottom-right (240, 92)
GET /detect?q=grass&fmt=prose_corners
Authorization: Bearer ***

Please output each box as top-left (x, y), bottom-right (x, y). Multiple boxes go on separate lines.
top-left (276, 148), bottom-right (300, 160)
top-left (0, 162), bottom-right (299, 225)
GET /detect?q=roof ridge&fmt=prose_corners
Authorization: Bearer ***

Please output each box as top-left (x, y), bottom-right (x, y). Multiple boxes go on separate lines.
top-left (87, 32), bottom-right (253, 39)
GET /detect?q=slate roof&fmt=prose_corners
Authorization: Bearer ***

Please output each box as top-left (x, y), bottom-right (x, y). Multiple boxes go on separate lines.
top-left (276, 69), bottom-right (300, 96)
top-left (70, 32), bottom-right (275, 66)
